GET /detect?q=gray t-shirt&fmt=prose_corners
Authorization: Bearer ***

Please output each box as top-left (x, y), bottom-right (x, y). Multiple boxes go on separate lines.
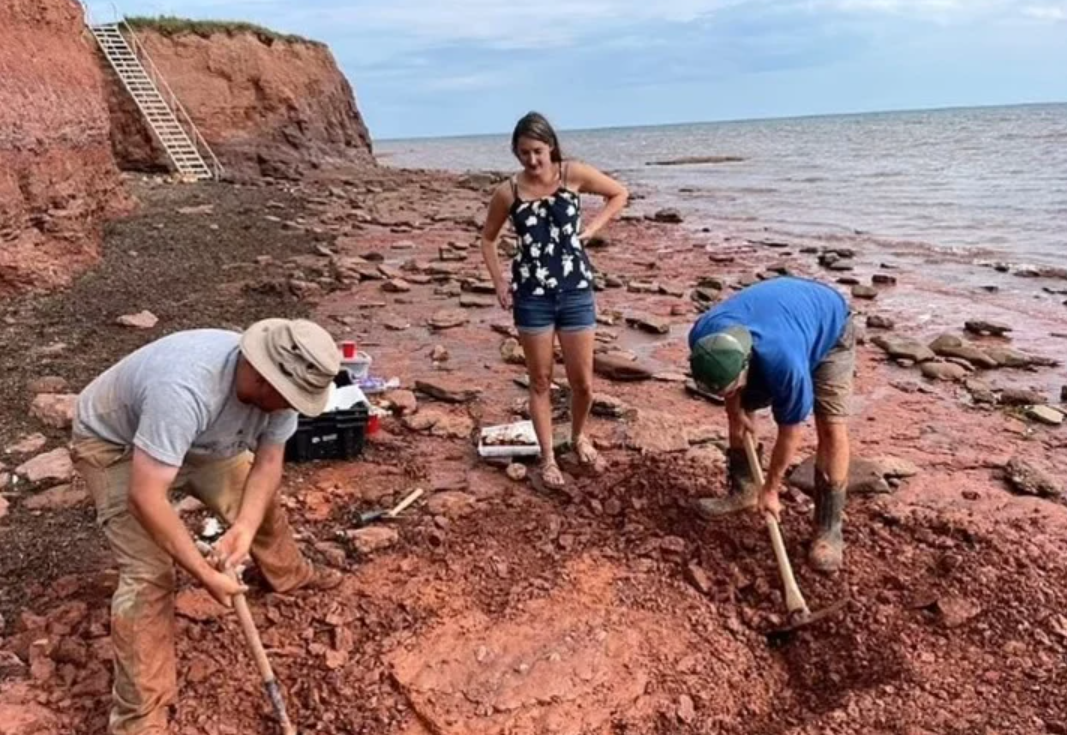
top-left (74, 329), bottom-right (298, 467)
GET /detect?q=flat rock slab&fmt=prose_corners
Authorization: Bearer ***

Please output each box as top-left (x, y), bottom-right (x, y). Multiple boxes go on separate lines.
top-left (788, 455), bottom-right (920, 495)
top-left (1027, 405), bottom-right (1064, 426)
top-left (415, 379), bottom-right (483, 404)
top-left (1003, 458), bottom-right (1061, 498)
top-left (22, 483), bottom-right (88, 511)
top-left (460, 294), bottom-right (496, 309)
top-left (386, 559), bottom-right (709, 735)
top-left (16, 448), bottom-right (73, 485)
top-left (871, 336), bottom-right (936, 363)
top-left (593, 354), bottom-right (653, 382)
top-left (429, 309), bottom-right (471, 330)
top-left (625, 313), bottom-right (670, 335)
top-left (929, 334), bottom-right (998, 369)
top-left (116, 310), bottom-right (159, 329)
top-left (964, 320), bottom-right (1012, 337)
top-left (921, 361), bottom-right (969, 382)
top-left (346, 526), bottom-right (400, 554)
top-left (621, 410), bottom-right (692, 454)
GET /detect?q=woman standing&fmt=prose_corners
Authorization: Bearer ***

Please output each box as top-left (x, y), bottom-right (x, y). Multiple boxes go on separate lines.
top-left (480, 112), bottom-right (629, 489)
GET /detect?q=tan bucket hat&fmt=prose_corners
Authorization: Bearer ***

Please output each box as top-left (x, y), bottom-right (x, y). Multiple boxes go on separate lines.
top-left (240, 318), bottom-right (340, 416)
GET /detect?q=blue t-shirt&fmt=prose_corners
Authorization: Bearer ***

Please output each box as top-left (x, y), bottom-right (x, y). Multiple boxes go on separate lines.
top-left (688, 278), bottom-right (849, 425)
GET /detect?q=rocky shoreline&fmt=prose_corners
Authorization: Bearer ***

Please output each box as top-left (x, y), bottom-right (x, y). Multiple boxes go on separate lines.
top-left (1, 164), bottom-right (1065, 734)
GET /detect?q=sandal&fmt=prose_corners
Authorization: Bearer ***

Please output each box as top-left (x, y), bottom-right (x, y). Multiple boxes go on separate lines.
top-left (574, 435), bottom-right (607, 473)
top-left (540, 459), bottom-right (566, 490)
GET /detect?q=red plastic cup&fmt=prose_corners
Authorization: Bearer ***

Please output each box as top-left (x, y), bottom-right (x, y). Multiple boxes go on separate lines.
top-left (339, 340), bottom-right (357, 360)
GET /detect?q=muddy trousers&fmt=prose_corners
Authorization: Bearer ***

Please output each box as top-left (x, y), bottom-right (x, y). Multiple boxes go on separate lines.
top-left (71, 438), bottom-right (314, 735)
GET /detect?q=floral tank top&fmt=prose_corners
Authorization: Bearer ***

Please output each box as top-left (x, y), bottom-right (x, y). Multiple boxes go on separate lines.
top-left (508, 163), bottom-right (595, 297)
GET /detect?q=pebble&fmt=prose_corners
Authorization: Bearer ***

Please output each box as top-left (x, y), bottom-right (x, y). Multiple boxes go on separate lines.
top-left (505, 463), bottom-right (527, 482)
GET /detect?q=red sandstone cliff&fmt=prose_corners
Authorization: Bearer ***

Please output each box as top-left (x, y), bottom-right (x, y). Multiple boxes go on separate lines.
top-left (103, 23), bottom-right (374, 180)
top-left (0, 0), bottom-right (129, 299)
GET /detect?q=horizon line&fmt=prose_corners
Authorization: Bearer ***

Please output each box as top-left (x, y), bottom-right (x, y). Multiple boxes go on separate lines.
top-left (375, 99), bottom-right (1067, 144)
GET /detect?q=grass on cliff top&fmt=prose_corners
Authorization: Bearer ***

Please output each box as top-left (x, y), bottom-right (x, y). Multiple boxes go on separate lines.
top-left (124, 16), bottom-right (323, 46)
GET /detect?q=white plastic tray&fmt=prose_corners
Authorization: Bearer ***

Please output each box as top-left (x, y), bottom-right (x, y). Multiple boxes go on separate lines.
top-left (478, 420), bottom-right (541, 458)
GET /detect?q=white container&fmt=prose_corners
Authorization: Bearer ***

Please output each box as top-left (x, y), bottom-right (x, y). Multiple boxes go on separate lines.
top-left (325, 384), bottom-right (368, 413)
top-left (478, 420), bottom-right (541, 458)
top-left (341, 351), bottom-right (373, 381)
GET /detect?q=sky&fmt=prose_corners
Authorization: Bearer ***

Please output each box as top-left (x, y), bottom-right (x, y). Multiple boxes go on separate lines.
top-left (103, 0), bottom-right (1067, 140)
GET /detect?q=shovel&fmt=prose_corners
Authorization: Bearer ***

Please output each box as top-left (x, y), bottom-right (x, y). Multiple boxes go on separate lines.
top-left (743, 433), bottom-right (847, 639)
top-left (196, 541), bottom-right (298, 735)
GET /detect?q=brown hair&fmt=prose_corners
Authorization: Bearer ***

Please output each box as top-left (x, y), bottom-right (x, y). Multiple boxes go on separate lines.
top-left (511, 111), bottom-right (563, 163)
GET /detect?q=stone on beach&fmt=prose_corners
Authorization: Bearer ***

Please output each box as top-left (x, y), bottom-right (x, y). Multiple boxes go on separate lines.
top-left (964, 320), bottom-right (1012, 337)
top-left (429, 309), bottom-right (470, 330)
top-left (871, 335), bottom-right (936, 363)
top-left (415, 379), bottom-right (483, 404)
top-left (625, 313), bottom-right (670, 335)
top-left (593, 353), bottom-right (653, 382)
top-left (921, 361), bottom-right (969, 382)
top-left (652, 208), bottom-right (684, 224)
top-left (116, 310), bottom-right (159, 329)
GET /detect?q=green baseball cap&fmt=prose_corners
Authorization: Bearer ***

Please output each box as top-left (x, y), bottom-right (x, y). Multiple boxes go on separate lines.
top-left (690, 325), bottom-right (752, 393)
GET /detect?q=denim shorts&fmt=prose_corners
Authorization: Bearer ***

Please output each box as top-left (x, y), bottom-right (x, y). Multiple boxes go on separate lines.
top-left (513, 288), bottom-right (597, 335)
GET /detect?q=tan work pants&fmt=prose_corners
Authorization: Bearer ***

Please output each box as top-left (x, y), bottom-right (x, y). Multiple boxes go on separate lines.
top-left (71, 437), bottom-right (313, 735)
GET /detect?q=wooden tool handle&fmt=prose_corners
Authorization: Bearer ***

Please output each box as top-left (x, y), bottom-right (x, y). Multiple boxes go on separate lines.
top-left (232, 591), bottom-right (275, 681)
top-left (386, 487), bottom-right (424, 518)
top-left (742, 434), bottom-right (810, 617)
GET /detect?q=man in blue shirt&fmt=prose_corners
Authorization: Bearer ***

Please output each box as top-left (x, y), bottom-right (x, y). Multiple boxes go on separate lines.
top-left (688, 277), bottom-right (856, 573)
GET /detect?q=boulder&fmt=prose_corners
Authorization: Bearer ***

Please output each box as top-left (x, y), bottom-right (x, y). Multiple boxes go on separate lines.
top-left (29, 394), bottom-right (77, 429)
top-left (964, 320), bottom-right (1012, 337)
top-left (593, 353), bottom-right (653, 382)
top-left (871, 336), bottom-right (935, 363)
top-left (415, 379), bottom-right (483, 404)
top-left (921, 361), bottom-right (968, 382)
top-left (346, 527), bottom-right (399, 555)
top-left (16, 448), bottom-right (73, 485)
top-left (1003, 458), bottom-right (1061, 498)
top-left (116, 310), bottom-right (159, 329)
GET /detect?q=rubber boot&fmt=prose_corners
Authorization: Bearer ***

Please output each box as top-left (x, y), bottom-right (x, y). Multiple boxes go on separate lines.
top-left (696, 446), bottom-right (760, 518)
top-left (809, 469), bottom-right (846, 573)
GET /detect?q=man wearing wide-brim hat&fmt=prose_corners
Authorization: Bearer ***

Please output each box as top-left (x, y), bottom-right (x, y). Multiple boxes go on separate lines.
top-left (688, 277), bottom-right (856, 574)
top-left (72, 318), bottom-right (343, 735)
